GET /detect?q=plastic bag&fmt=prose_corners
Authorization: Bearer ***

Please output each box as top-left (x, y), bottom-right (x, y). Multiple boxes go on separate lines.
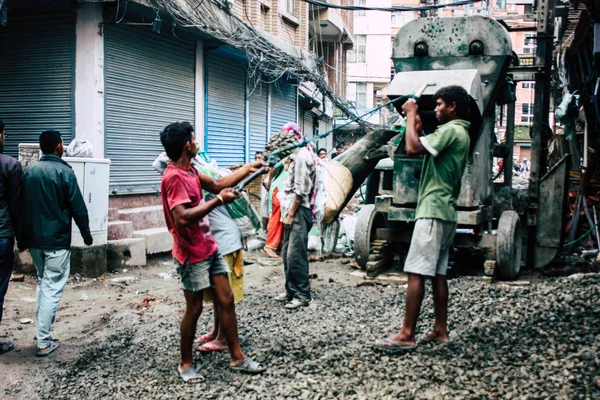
top-left (65, 138), bottom-right (94, 158)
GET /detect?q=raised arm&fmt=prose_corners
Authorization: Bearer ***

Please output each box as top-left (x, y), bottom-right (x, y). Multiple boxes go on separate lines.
top-left (199, 160), bottom-right (264, 194)
top-left (402, 100), bottom-right (426, 156)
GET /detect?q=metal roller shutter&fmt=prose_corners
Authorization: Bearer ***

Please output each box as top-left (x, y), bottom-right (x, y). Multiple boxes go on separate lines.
top-left (105, 24), bottom-right (195, 194)
top-left (303, 111), bottom-right (316, 140)
top-left (206, 52), bottom-right (246, 167)
top-left (248, 81), bottom-right (268, 157)
top-left (0, 13), bottom-right (75, 157)
top-left (270, 81), bottom-right (298, 137)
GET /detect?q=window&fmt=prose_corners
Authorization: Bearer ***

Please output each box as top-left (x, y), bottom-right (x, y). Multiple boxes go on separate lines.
top-left (390, 66), bottom-right (396, 81)
top-left (521, 102), bottom-right (534, 123)
top-left (523, 33), bottom-right (536, 55)
top-left (348, 35), bottom-right (366, 63)
top-left (522, 81), bottom-right (535, 89)
top-left (356, 83), bottom-right (367, 108)
top-left (356, 0), bottom-right (366, 16)
top-left (391, 11), bottom-right (413, 27)
top-left (280, 0), bottom-right (294, 14)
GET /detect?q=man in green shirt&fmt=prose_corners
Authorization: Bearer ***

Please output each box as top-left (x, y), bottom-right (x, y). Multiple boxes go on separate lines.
top-left (376, 85), bottom-right (471, 351)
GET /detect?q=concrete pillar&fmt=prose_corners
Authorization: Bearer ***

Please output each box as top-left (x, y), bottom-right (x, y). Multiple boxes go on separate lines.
top-left (195, 42), bottom-right (205, 150)
top-left (75, 3), bottom-right (105, 157)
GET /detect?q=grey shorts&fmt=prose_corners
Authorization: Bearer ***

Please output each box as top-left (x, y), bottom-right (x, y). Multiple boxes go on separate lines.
top-left (175, 251), bottom-right (231, 292)
top-left (404, 218), bottom-right (457, 277)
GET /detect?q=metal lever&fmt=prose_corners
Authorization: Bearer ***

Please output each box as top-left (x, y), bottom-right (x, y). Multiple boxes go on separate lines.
top-left (232, 166), bottom-right (268, 195)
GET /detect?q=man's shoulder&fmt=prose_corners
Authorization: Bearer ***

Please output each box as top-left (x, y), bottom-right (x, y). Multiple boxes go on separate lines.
top-left (0, 154), bottom-right (20, 169)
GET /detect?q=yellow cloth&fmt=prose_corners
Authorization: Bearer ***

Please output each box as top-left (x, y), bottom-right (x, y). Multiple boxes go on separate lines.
top-left (203, 249), bottom-right (244, 304)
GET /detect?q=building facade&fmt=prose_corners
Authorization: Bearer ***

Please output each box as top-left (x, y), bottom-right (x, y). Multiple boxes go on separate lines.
top-left (0, 0), bottom-right (352, 268)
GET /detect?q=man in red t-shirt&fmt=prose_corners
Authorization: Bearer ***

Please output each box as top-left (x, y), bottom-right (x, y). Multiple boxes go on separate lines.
top-left (159, 122), bottom-right (266, 382)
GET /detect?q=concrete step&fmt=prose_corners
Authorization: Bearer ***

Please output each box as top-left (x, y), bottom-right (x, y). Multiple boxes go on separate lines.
top-left (108, 208), bottom-right (119, 222)
top-left (134, 227), bottom-right (173, 255)
top-left (108, 220), bottom-right (134, 240)
top-left (107, 238), bottom-right (147, 271)
top-left (118, 205), bottom-right (166, 231)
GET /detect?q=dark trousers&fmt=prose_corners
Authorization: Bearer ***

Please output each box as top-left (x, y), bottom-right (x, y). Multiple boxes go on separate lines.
top-left (282, 207), bottom-right (313, 302)
top-left (0, 237), bottom-right (14, 323)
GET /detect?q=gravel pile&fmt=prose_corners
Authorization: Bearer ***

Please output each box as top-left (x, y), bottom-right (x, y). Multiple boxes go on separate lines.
top-left (41, 274), bottom-right (599, 399)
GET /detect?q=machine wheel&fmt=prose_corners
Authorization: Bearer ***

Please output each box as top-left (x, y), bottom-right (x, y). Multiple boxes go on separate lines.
top-left (355, 204), bottom-right (387, 270)
top-left (496, 210), bottom-right (522, 280)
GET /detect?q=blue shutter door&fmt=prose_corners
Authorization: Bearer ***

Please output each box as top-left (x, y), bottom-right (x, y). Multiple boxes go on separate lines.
top-left (206, 52), bottom-right (246, 167)
top-left (248, 81), bottom-right (268, 157)
top-left (104, 24), bottom-right (195, 194)
top-left (270, 82), bottom-right (298, 137)
top-left (0, 13), bottom-right (75, 157)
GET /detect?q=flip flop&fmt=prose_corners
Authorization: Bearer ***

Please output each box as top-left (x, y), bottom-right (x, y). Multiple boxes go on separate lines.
top-left (178, 365), bottom-right (204, 384)
top-left (0, 341), bottom-right (15, 354)
top-left (195, 333), bottom-right (215, 344)
top-left (230, 356), bottom-right (267, 374)
top-left (196, 340), bottom-right (228, 353)
top-left (261, 248), bottom-right (279, 258)
top-left (374, 338), bottom-right (416, 353)
top-left (36, 340), bottom-right (60, 357)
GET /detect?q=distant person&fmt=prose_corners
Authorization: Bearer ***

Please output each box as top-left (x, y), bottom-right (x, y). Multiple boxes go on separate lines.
top-left (159, 122), bottom-right (266, 383)
top-left (317, 148), bottom-right (328, 159)
top-left (256, 151), bottom-right (269, 231)
top-left (0, 120), bottom-right (22, 355)
top-left (21, 130), bottom-right (93, 357)
top-left (375, 86), bottom-right (470, 351)
top-left (331, 145), bottom-right (343, 159)
top-left (262, 155), bottom-right (291, 258)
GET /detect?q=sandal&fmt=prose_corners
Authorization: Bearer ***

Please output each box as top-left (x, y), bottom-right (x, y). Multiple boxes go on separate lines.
top-left (196, 340), bottom-right (228, 353)
top-left (195, 333), bottom-right (215, 344)
top-left (178, 365), bottom-right (204, 384)
top-left (36, 340), bottom-right (60, 357)
top-left (0, 341), bottom-right (15, 354)
top-left (230, 356), bottom-right (267, 374)
top-left (261, 248), bottom-right (279, 258)
top-left (374, 338), bottom-right (416, 353)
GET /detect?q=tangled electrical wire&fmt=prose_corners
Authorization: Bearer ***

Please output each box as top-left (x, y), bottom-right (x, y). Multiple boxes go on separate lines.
top-left (302, 0), bottom-right (482, 12)
top-left (151, 0), bottom-right (364, 128)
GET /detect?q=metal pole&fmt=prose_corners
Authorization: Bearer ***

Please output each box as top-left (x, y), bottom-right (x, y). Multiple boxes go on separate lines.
top-left (505, 102), bottom-right (515, 188)
top-left (526, 0), bottom-right (555, 269)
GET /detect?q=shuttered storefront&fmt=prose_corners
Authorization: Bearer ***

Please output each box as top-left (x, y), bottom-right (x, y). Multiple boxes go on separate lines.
top-left (205, 52), bottom-right (246, 167)
top-left (302, 111), bottom-right (316, 140)
top-left (104, 24), bottom-right (195, 194)
top-left (0, 13), bottom-right (75, 157)
top-left (248, 82), bottom-right (269, 158)
top-left (270, 81), bottom-right (298, 137)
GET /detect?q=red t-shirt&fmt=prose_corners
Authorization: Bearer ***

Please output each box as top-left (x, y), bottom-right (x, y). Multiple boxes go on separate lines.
top-left (160, 164), bottom-right (218, 264)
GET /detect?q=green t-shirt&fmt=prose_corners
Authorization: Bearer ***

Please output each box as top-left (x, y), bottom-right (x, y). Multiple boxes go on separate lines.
top-left (415, 119), bottom-right (471, 222)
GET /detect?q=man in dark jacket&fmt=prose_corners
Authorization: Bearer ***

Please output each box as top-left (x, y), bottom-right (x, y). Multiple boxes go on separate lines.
top-left (0, 120), bottom-right (22, 354)
top-left (21, 130), bottom-right (92, 357)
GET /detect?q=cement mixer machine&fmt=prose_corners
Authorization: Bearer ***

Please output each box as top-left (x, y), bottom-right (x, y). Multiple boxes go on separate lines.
top-left (351, 16), bottom-right (569, 280)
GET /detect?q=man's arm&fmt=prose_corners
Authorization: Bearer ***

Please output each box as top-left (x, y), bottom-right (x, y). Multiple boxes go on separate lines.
top-left (7, 161), bottom-right (23, 230)
top-left (402, 100), bottom-right (426, 156)
top-left (170, 187), bottom-right (240, 228)
top-left (199, 160), bottom-right (264, 194)
top-left (66, 171), bottom-right (93, 245)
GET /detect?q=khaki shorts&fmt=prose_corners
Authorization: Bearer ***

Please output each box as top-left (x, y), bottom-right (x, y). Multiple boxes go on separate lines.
top-left (175, 251), bottom-right (231, 292)
top-left (404, 218), bottom-right (457, 277)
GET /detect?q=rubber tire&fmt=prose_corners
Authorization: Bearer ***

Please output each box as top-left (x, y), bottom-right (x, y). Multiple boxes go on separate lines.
top-left (322, 219), bottom-right (340, 254)
top-left (354, 204), bottom-right (386, 270)
top-left (496, 210), bottom-right (522, 280)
